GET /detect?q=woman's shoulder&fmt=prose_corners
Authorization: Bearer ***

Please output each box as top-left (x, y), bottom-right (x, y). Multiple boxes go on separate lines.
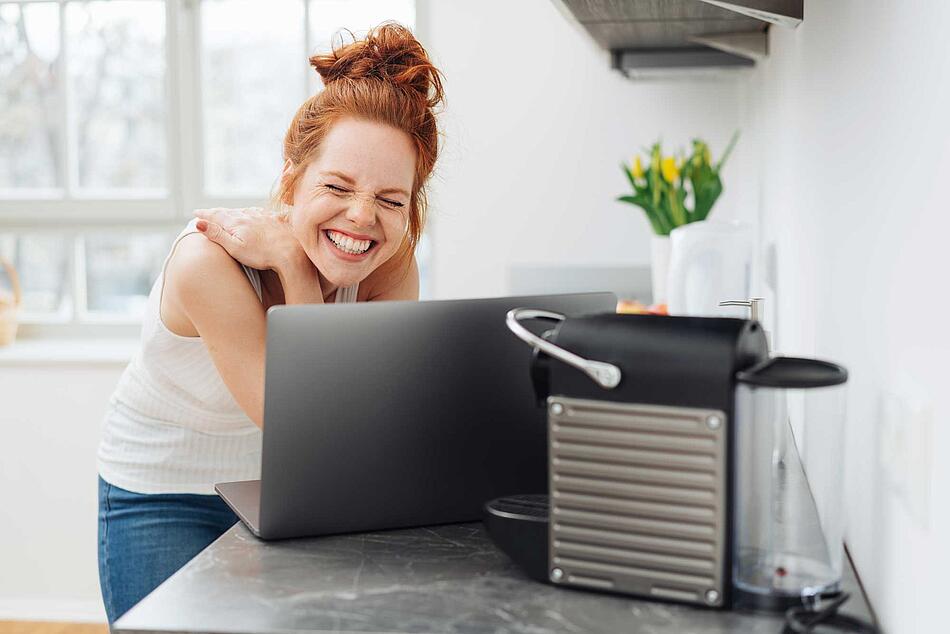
top-left (161, 232), bottom-right (258, 336)
top-left (167, 232), bottom-right (245, 288)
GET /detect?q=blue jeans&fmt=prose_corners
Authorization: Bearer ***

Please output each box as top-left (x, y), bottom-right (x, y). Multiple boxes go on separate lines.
top-left (97, 476), bottom-right (238, 623)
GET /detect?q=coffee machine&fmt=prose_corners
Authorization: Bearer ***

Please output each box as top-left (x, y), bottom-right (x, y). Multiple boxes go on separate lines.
top-left (488, 307), bottom-right (848, 612)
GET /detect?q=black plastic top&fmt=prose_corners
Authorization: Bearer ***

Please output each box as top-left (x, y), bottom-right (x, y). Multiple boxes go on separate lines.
top-left (736, 356), bottom-right (848, 388)
top-left (543, 313), bottom-right (769, 411)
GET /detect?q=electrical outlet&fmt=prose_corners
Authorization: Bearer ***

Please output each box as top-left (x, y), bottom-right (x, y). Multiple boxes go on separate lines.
top-left (879, 391), bottom-right (933, 529)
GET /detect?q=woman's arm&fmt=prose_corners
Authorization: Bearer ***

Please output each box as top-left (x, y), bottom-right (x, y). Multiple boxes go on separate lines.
top-left (164, 209), bottom-right (418, 426)
top-left (162, 234), bottom-right (272, 427)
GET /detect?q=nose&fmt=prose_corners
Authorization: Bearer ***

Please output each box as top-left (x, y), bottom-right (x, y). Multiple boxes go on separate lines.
top-left (345, 195), bottom-right (377, 228)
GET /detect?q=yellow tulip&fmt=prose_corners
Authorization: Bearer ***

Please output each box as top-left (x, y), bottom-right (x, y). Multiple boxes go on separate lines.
top-left (661, 157), bottom-right (679, 183)
top-left (703, 147), bottom-right (712, 165)
top-left (630, 156), bottom-right (644, 180)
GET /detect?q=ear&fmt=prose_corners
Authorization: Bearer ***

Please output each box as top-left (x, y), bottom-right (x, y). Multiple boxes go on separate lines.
top-left (279, 159), bottom-right (296, 205)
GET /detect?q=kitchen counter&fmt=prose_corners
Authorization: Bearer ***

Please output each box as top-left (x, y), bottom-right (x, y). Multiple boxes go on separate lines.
top-left (115, 521), bottom-right (875, 634)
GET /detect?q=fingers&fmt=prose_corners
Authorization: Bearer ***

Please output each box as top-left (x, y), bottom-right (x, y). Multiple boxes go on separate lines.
top-left (193, 207), bottom-right (228, 226)
top-left (192, 206), bottom-right (269, 256)
top-left (193, 207), bottom-right (265, 228)
top-left (196, 219), bottom-right (245, 251)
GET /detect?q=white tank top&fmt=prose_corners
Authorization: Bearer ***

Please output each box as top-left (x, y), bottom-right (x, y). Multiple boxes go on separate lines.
top-left (97, 220), bottom-right (359, 495)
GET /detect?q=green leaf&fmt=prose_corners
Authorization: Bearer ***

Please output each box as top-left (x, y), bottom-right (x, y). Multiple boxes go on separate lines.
top-left (620, 162), bottom-right (637, 190)
top-left (667, 185), bottom-right (687, 227)
top-left (677, 186), bottom-right (689, 219)
top-left (617, 195), bottom-right (665, 235)
top-left (715, 130), bottom-right (740, 173)
top-left (693, 177), bottom-right (724, 221)
top-left (650, 163), bottom-right (662, 209)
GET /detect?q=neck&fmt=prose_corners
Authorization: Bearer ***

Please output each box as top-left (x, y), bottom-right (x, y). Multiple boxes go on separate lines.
top-left (261, 268), bottom-right (338, 305)
top-left (318, 271), bottom-right (338, 303)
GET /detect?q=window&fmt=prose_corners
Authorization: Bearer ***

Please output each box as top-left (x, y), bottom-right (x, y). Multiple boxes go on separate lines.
top-left (0, 2), bottom-right (61, 192)
top-left (69, 1), bottom-right (167, 193)
top-left (201, 0), bottom-right (305, 196)
top-left (0, 232), bottom-right (72, 320)
top-left (0, 0), bottom-right (418, 330)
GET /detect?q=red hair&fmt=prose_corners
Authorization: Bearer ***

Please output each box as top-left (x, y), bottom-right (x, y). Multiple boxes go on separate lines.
top-left (278, 22), bottom-right (444, 276)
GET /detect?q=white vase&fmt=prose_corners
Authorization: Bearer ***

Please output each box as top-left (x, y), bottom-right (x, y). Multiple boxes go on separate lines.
top-left (649, 234), bottom-right (671, 306)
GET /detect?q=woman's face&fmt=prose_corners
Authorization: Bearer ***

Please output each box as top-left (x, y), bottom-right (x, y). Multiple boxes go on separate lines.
top-left (288, 117), bottom-right (416, 290)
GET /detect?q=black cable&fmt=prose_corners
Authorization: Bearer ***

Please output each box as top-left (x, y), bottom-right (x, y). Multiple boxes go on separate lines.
top-left (782, 592), bottom-right (880, 633)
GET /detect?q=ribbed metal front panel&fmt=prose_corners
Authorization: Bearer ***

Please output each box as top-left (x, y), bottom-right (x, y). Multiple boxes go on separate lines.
top-left (548, 397), bottom-right (727, 607)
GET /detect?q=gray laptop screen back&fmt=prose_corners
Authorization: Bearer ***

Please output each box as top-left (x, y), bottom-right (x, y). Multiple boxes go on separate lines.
top-left (259, 293), bottom-right (615, 539)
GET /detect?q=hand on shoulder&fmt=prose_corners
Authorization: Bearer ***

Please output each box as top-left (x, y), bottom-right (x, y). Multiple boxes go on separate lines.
top-left (193, 207), bottom-right (306, 273)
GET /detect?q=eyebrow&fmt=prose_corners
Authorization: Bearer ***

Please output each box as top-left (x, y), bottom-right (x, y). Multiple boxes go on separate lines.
top-left (321, 170), bottom-right (356, 185)
top-left (321, 170), bottom-right (410, 198)
top-left (377, 186), bottom-right (411, 198)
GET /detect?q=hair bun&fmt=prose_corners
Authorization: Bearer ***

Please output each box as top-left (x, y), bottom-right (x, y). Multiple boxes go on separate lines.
top-left (309, 22), bottom-right (444, 109)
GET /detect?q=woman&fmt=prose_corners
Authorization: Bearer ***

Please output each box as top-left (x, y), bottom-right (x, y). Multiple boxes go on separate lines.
top-left (96, 23), bottom-right (444, 623)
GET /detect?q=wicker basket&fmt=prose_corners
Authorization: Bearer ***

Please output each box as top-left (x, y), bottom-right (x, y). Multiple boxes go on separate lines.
top-left (0, 256), bottom-right (21, 347)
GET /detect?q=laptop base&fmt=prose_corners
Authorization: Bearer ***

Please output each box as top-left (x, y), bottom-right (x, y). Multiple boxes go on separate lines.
top-left (215, 480), bottom-right (262, 537)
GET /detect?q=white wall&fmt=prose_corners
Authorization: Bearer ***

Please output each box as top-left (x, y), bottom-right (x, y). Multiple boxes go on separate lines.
top-left (424, 2), bottom-right (950, 630)
top-left (0, 358), bottom-right (122, 621)
top-left (749, 2), bottom-right (950, 632)
top-left (418, 0), bottom-right (754, 299)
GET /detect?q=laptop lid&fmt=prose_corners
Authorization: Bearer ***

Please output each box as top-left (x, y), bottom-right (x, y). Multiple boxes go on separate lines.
top-left (258, 292), bottom-right (615, 539)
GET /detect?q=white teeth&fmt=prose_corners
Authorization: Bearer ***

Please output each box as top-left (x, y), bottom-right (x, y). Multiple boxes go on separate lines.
top-left (327, 230), bottom-right (372, 255)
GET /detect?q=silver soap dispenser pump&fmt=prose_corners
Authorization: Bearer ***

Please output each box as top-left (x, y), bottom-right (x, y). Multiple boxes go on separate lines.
top-left (719, 298), bottom-right (770, 350)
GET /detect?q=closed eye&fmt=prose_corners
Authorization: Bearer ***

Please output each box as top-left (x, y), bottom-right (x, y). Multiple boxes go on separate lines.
top-left (325, 184), bottom-right (350, 194)
top-left (378, 197), bottom-right (405, 208)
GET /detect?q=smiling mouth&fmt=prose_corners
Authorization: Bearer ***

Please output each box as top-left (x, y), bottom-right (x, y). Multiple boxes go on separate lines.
top-left (324, 229), bottom-right (377, 256)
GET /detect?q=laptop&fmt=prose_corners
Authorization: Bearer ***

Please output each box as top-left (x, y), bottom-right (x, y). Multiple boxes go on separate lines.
top-left (216, 292), bottom-right (615, 540)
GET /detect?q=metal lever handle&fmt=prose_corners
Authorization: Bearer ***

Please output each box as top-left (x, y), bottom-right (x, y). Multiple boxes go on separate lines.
top-left (719, 298), bottom-right (764, 321)
top-left (505, 308), bottom-right (622, 390)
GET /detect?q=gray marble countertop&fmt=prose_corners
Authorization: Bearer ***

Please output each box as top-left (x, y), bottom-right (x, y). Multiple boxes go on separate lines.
top-left (115, 522), bottom-right (874, 634)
